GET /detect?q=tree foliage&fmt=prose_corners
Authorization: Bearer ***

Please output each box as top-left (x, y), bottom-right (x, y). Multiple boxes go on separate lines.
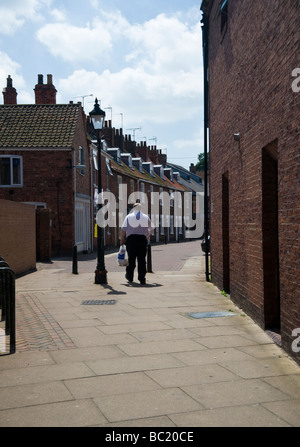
top-left (195, 153), bottom-right (205, 171)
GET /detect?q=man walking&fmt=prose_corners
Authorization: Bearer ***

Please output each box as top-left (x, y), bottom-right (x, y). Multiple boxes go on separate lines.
top-left (120, 203), bottom-right (154, 285)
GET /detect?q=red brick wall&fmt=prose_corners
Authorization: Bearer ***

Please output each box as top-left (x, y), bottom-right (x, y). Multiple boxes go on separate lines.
top-left (206, 0), bottom-right (300, 361)
top-left (0, 150), bottom-right (73, 256)
top-left (0, 108), bottom-right (92, 257)
top-left (0, 199), bottom-right (36, 275)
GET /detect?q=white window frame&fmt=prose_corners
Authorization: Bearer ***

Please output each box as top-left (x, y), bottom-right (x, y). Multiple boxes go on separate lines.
top-left (78, 146), bottom-right (85, 175)
top-left (0, 155), bottom-right (23, 187)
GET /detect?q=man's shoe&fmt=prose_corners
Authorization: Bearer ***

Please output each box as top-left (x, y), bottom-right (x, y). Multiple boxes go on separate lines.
top-left (139, 279), bottom-right (146, 285)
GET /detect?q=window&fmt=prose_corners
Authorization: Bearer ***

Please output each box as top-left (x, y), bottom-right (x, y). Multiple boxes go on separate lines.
top-left (130, 179), bottom-right (135, 194)
top-left (140, 182), bottom-right (146, 203)
top-left (78, 146), bottom-right (85, 175)
top-left (170, 190), bottom-right (174, 207)
top-left (150, 185), bottom-right (154, 205)
top-left (159, 187), bottom-right (164, 206)
top-left (106, 158), bottom-right (113, 176)
top-left (0, 155), bottom-right (22, 187)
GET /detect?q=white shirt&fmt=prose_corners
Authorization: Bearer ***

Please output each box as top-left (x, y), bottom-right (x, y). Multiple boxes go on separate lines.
top-left (121, 209), bottom-right (154, 238)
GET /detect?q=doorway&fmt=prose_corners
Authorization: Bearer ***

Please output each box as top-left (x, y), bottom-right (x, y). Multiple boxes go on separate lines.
top-left (222, 172), bottom-right (230, 293)
top-left (262, 140), bottom-right (280, 332)
top-left (75, 198), bottom-right (91, 253)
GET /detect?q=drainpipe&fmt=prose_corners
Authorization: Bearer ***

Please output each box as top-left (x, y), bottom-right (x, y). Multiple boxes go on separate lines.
top-left (201, 12), bottom-right (211, 282)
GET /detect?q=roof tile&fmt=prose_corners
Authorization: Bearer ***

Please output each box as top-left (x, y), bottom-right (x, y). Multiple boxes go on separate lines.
top-left (0, 104), bottom-right (81, 149)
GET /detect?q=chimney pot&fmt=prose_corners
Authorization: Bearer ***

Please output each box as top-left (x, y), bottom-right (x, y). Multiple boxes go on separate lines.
top-left (7, 75), bottom-right (12, 88)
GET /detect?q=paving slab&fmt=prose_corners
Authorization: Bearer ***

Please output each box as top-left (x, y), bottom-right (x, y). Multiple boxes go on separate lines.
top-left (64, 372), bottom-right (161, 399)
top-left (93, 388), bottom-right (203, 423)
top-left (182, 378), bottom-right (291, 409)
top-left (169, 405), bottom-right (291, 427)
top-left (0, 399), bottom-right (107, 427)
top-left (0, 240), bottom-right (299, 427)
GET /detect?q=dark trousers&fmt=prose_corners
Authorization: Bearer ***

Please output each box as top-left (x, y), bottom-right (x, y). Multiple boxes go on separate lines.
top-left (125, 235), bottom-right (147, 282)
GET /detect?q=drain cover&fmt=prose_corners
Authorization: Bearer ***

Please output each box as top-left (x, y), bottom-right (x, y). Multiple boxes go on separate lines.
top-left (81, 300), bottom-right (116, 305)
top-left (187, 311), bottom-right (236, 319)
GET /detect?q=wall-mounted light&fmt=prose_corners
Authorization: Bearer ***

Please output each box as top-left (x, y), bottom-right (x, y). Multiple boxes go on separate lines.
top-left (234, 133), bottom-right (240, 142)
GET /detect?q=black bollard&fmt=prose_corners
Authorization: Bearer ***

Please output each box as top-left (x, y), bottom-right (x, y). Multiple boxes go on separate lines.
top-left (147, 242), bottom-right (153, 273)
top-left (72, 245), bottom-right (78, 275)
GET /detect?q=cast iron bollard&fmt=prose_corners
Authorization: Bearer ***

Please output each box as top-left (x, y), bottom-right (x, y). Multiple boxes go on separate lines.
top-left (72, 245), bottom-right (78, 275)
top-left (0, 257), bottom-right (16, 354)
top-left (147, 241), bottom-right (153, 273)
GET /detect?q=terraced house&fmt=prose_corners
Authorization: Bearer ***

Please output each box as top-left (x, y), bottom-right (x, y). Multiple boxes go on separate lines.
top-left (0, 74), bottom-right (196, 268)
top-left (0, 74), bottom-right (91, 258)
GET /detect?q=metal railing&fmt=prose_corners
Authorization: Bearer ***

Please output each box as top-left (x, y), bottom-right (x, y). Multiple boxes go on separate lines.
top-left (0, 256), bottom-right (16, 354)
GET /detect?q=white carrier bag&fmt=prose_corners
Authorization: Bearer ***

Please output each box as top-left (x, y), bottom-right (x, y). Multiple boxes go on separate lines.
top-left (118, 245), bottom-right (128, 266)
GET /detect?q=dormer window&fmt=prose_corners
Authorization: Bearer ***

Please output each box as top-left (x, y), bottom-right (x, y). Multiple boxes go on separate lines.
top-left (154, 165), bottom-right (165, 179)
top-left (121, 153), bottom-right (133, 169)
top-left (164, 168), bottom-right (173, 182)
top-left (142, 162), bottom-right (155, 177)
top-left (107, 148), bottom-right (121, 165)
top-left (132, 158), bottom-right (143, 173)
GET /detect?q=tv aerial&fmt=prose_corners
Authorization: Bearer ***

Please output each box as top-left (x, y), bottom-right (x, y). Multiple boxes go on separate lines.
top-left (126, 126), bottom-right (141, 141)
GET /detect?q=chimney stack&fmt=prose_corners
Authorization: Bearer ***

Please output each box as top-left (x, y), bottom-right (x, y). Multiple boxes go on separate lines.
top-left (34, 74), bottom-right (57, 104)
top-left (3, 75), bottom-right (17, 104)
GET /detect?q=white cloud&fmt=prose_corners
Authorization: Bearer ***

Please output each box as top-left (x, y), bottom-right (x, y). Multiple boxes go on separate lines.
top-left (89, 0), bottom-right (100, 9)
top-left (51, 8), bottom-right (202, 126)
top-left (58, 63), bottom-right (202, 128)
top-left (0, 0), bottom-right (45, 35)
top-left (0, 51), bottom-right (34, 104)
top-left (50, 8), bottom-right (67, 22)
top-left (36, 10), bottom-right (130, 63)
top-left (0, 52), bottom-right (24, 88)
top-left (37, 20), bottom-right (112, 62)
top-left (126, 12), bottom-right (201, 74)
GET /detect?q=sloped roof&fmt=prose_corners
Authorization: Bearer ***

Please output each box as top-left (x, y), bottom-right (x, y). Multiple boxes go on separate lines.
top-left (108, 154), bottom-right (188, 192)
top-left (166, 162), bottom-right (204, 194)
top-left (0, 104), bottom-right (81, 149)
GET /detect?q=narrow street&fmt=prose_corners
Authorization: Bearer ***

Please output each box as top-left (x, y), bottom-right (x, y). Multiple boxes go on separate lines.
top-left (43, 240), bottom-right (204, 275)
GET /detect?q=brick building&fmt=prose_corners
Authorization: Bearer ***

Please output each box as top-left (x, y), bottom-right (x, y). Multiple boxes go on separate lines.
top-left (1, 75), bottom-right (198, 264)
top-left (0, 74), bottom-right (92, 257)
top-left (88, 124), bottom-right (192, 247)
top-left (200, 0), bottom-right (300, 363)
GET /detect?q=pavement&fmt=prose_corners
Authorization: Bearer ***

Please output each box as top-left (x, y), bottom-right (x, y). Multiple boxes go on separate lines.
top-left (0, 240), bottom-right (299, 428)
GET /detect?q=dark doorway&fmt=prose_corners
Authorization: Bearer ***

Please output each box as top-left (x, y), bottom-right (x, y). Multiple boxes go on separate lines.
top-left (222, 172), bottom-right (230, 293)
top-left (262, 140), bottom-right (280, 332)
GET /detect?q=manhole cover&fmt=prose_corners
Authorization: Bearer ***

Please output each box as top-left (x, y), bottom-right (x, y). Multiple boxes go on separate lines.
top-left (81, 300), bottom-right (117, 306)
top-left (187, 311), bottom-right (236, 319)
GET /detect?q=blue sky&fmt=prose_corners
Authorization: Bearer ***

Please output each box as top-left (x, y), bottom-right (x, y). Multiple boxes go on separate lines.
top-left (0, 0), bottom-right (204, 169)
